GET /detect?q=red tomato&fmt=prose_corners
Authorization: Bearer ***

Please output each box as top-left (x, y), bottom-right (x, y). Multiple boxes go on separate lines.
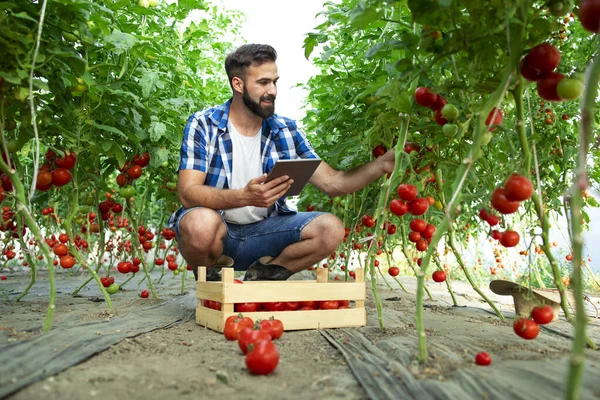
top-left (536, 71), bottom-right (564, 102)
top-left (475, 351), bottom-right (492, 366)
top-left (235, 302), bottom-right (259, 313)
top-left (388, 266), bottom-right (400, 277)
top-left (416, 239), bottom-right (428, 252)
top-left (434, 108), bottom-right (448, 126)
top-left (140, 289), bottom-right (149, 298)
top-left (429, 95), bottom-right (447, 111)
top-left (432, 270), bottom-right (446, 282)
top-left (387, 223), bottom-right (397, 235)
top-left (245, 340), bottom-right (279, 375)
top-left (262, 302), bottom-right (285, 312)
top-left (520, 55), bottom-right (543, 81)
top-left (526, 43), bottom-right (561, 75)
top-left (421, 224), bottom-right (436, 239)
top-left (389, 199), bottom-right (408, 216)
top-left (133, 152), bottom-right (151, 168)
top-left (372, 145), bottom-right (387, 158)
top-left (513, 318), bottom-right (540, 340)
top-left (492, 230), bottom-right (503, 241)
top-left (299, 307), bottom-right (315, 310)
top-left (268, 318), bottom-right (284, 339)
top-left (300, 300), bottom-right (316, 309)
top-left (404, 142), bottom-right (421, 154)
top-left (580, 0), bottom-right (600, 33)
top-left (361, 214), bottom-right (376, 228)
top-left (55, 152), bottom-right (76, 169)
top-left (408, 231), bottom-right (422, 243)
top-left (224, 314), bottom-right (254, 341)
top-left (504, 173), bottom-right (534, 201)
top-left (338, 300), bottom-right (350, 308)
top-left (531, 305), bottom-right (554, 325)
top-left (318, 300), bottom-right (339, 310)
top-left (408, 198), bottom-right (429, 216)
top-left (409, 218), bottom-right (427, 232)
top-left (397, 184), bottom-right (418, 201)
top-left (238, 327), bottom-right (272, 354)
top-left (117, 261), bottom-right (132, 274)
top-left (486, 214), bottom-right (499, 226)
top-left (500, 230), bottom-right (520, 248)
top-left (37, 171), bottom-right (53, 186)
top-left (127, 165), bottom-right (143, 179)
top-left (116, 174), bottom-right (128, 187)
top-left (485, 107), bottom-right (503, 131)
top-left (414, 87), bottom-right (438, 107)
top-left (491, 188), bottom-right (520, 214)
top-left (479, 208), bottom-right (488, 220)
top-left (60, 255), bottom-right (75, 269)
top-left (58, 233), bottom-right (70, 243)
top-left (53, 243), bottom-right (69, 257)
top-left (283, 302), bottom-right (300, 311)
top-left (51, 168), bottom-right (71, 187)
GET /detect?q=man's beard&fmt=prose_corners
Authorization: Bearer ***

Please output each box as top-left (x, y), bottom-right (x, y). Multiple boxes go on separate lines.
top-left (242, 86), bottom-right (275, 119)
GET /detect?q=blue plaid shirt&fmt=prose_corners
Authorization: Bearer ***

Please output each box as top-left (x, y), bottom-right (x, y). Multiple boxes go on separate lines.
top-left (168, 99), bottom-right (319, 227)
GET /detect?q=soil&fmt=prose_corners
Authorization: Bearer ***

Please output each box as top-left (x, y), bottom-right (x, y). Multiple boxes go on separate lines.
top-left (1, 269), bottom-right (600, 400)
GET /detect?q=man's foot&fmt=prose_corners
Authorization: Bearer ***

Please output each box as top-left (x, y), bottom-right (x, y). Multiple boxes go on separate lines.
top-left (243, 256), bottom-right (295, 281)
top-left (193, 256), bottom-right (235, 281)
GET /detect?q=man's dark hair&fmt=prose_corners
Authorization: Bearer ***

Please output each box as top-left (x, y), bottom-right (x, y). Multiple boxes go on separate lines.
top-left (225, 44), bottom-right (277, 88)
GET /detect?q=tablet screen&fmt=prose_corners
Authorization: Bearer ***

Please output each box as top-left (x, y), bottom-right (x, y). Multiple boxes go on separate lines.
top-left (265, 159), bottom-right (322, 197)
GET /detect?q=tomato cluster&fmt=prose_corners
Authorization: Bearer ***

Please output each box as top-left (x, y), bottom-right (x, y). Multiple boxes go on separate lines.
top-left (35, 150), bottom-right (77, 191)
top-left (116, 152), bottom-right (151, 188)
top-left (520, 43), bottom-right (582, 102)
top-left (202, 299), bottom-right (352, 313)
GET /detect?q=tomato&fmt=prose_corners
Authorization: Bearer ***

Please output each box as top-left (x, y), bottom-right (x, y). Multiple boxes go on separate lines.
top-left (224, 314), bottom-right (254, 341)
top-left (429, 95), bottom-right (447, 111)
top-left (397, 184), bottom-right (418, 201)
top-left (238, 326), bottom-right (272, 354)
top-left (389, 199), bottom-right (408, 216)
top-left (409, 218), bottom-right (427, 232)
top-left (492, 230), bottom-right (503, 241)
top-left (319, 300), bottom-right (339, 309)
top-left (267, 317), bottom-right (284, 339)
top-left (520, 56), bottom-right (543, 81)
top-left (442, 123), bottom-right (458, 137)
top-left (485, 107), bottom-right (503, 131)
top-left (55, 152), bottom-right (76, 169)
top-left (486, 215), bottom-right (499, 226)
top-left (111, 203), bottom-right (123, 214)
top-left (60, 255), bottom-right (75, 269)
top-left (100, 276), bottom-right (114, 287)
top-left (106, 283), bottom-right (120, 295)
top-left (245, 340), bottom-right (279, 375)
top-left (234, 302), bottom-right (258, 313)
top-left (536, 71), bottom-right (564, 102)
top-left (388, 266), bottom-right (400, 277)
top-left (116, 174), bottom-right (128, 187)
top-left (283, 301), bottom-right (300, 311)
top-left (432, 270), bottom-right (446, 282)
top-left (441, 104), bottom-right (459, 121)
top-left (140, 289), bottom-right (149, 298)
top-left (513, 317), bottom-right (539, 340)
top-left (526, 43), bottom-right (561, 75)
top-left (579, 0), bottom-right (600, 33)
top-left (127, 165), bottom-right (143, 179)
top-left (372, 145), bottom-right (387, 158)
top-left (434, 108), bottom-right (448, 126)
top-left (53, 243), bottom-right (68, 257)
top-left (475, 351), bottom-right (492, 366)
top-left (500, 230), bottom-right (520, 247)
top-left (51, 168), bottom-right (71, 187)
top-left (37, 171), bottom-right (53, 186)
top-left (414, 87), bottom-right (437, 107)
top-left (117, 261), bottom-right (132, 274)
top-left (416, 239), bottom-right (428, 252)
top-left (262, 302), bottom-right (285, 312)
top-left (408, 231), bottom-right (421, 243)
top-left (120, 185), bottom-right (135, 198)
top-left (491, 188), bottom-right (520, 214)
top-left (504, 173), bottom-right (534, 201)
top-left (133, 152), bottom-right (151, 167)
top-left (361, 214), bottom-right (376, 228)
top-left (408, 198), bottom-right (429, 215)
top-left (531, 304), bottom-right (554, 325)
top-left (300, 300), bottom-right (317, 309)
top-left (421, 224), bottom-right (436, 239)
top-left (387, 223), bottom-right (397, 235)
top-left (556, 78), bottom-right (583, 100)
top-left (404, 142), bottom-right (421, 154)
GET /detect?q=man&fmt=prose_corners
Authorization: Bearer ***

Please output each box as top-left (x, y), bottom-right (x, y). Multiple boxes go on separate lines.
top-left (168, 44), bottom-right (395, 281)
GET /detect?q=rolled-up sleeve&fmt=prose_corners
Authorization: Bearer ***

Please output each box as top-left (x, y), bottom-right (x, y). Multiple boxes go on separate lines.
top-left (179, 113), bottom-right (208, 172)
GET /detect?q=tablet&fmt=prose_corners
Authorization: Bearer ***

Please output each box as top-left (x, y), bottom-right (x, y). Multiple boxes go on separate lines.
top-left (265, 159), bottom-right (322, 197)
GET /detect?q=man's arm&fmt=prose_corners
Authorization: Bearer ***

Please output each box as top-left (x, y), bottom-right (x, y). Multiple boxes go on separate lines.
top-left (309, 149), bottom-right (395, 198)
top-left (178, 169), bottom-right (294, 210)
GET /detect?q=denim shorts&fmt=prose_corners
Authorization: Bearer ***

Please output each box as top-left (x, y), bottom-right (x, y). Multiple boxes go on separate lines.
top-left (174, 208), bottom-right (325, 271)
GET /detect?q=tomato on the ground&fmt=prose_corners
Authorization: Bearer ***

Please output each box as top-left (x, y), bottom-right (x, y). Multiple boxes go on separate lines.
top-left (245, 340), bottom-right (279, 375)
top-left (513, 318), bottom-right (540, 340)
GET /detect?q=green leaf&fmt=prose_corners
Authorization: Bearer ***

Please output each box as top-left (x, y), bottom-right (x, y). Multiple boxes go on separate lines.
top-left (109, 143), bottom-right (126, 168)
top-left (139, 70), bottom-right (164, 98)
top-left (93, 123), bottom-right (128, 139)
top-left (149, 117), bottom-right (167, 142)
top-left (104, 29), bottom-right (138, 55)
top-left (150, 147), bottom-right (169, 168)
top-left (349, 1), bottom-right (380, 29)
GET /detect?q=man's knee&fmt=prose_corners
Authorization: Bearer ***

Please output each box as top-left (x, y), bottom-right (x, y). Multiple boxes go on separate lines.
top-left (304, 213), bottom-right (345, 250)
top-left (179, 208), bottom-right (226, 251)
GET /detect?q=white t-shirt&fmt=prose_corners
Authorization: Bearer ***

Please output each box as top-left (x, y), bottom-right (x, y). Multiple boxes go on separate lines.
top-left (221, 121), bottom-right (269, 224)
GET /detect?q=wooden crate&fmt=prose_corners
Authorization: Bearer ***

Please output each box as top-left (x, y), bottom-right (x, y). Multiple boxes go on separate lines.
top-left (196, 267), bottom-right (366, 333)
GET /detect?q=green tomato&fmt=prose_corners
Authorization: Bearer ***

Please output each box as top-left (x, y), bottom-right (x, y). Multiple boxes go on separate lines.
top-left (120, 185), bottom-right (135, 198)
top-left (62, 31), bottom-right (79, 42)
top-left (418, 116), bottom-right (430, 125)
top-left (173, 269), bottom-right (180, 275)
top-left (548, 0), bottom-right (572, 17)
top-left (83, 197), bottom-right (95, 206)
top-left (166, 181), bottom-right (177, 190)
top-left (364, 96), bottom-right (378, 107)
top-left (138, 0), bottom-right (149, 7)
top-left (557, 78), bottom-right (583, 100)
top-left (106, 283), bottom-right (119, 295)
top-left (441, 104), bottom-right (459, 121)
top-left (149, 0), bottom-right (159, 6)
top-left (434, 200), bottom-right (443, 210)
top-left (480, 132), bottom-right (493, 146)
top-left (442, 123), bottom-right (458, 137)
top-left (161, 161), bottom-right (169, 168)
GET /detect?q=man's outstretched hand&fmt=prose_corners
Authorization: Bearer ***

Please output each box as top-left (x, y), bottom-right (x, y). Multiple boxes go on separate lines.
top-left (244, 174), bottom-right (294, 207)
top-left (381, 149), bottom-right (396, 175)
